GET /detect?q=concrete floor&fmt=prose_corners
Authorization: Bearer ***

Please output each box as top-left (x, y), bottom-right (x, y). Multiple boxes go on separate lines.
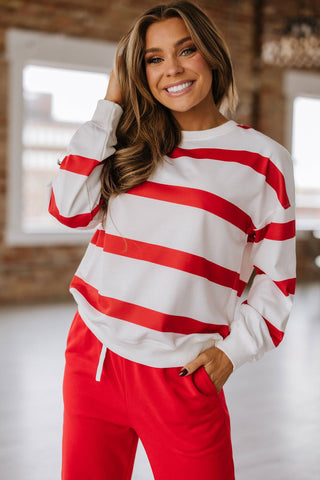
top-left (0, 283), bottom-right (319, 479)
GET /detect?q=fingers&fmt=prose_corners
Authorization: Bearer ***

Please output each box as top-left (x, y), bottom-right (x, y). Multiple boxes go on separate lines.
top-left (179, 347), bottom-right (216, 377)
top-left (178, 347), bottom-right (234, 393)
top-left (104, 70), bottom-right (123, 106)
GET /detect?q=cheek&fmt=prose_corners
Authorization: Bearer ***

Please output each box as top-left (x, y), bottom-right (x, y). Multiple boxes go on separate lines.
top-left (145, 68), bottom-right (158, 95)
top-left (192, 56), bottom-right (213, 86)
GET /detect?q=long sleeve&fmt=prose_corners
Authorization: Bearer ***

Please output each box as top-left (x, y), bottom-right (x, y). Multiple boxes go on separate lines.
top-left (48, 100), bottom-right (123, 229)
top-left (215, 147), bottom-right (296, 369)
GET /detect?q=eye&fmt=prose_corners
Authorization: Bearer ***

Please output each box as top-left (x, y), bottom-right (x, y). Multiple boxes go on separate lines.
top-left (181, 46), bottom-right (197, 56)
top-left (146, 56), bottom-right (163, 64)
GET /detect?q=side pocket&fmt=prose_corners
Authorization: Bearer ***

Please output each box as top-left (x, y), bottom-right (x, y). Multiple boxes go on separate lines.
top-left (191, 366), bottom-right (219, 397)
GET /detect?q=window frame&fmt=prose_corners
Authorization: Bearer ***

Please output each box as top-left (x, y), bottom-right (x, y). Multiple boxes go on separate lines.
top-left (284, 70), bottom-right (320, 232)
top-left (5, 28), bottom-right (117, 246)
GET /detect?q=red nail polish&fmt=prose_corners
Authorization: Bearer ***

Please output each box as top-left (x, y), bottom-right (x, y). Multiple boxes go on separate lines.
top-left (179, 368), bottom-right (188, 377)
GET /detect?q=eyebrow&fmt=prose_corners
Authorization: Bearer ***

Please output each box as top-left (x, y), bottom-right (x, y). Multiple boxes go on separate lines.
top-left (144, 36), bottom-right (192, 55)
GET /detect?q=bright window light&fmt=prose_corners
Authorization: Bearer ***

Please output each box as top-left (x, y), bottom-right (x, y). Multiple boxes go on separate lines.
top-left (23, 65), bottom-right (108, 123)
top-left (292, 95), bottom-right (320, 229)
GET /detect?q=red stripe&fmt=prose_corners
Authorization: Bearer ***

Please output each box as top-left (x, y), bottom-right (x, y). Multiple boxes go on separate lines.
top-left (91, 230), bottom-right (247, 294)
top-left (60, 154), bottom-right (101, 176)
top-left (128, 181), bottom-right (255, 234)
top-left (254, 267), bottom-right (296, 296)
top-left (48, 190), bottom-right (102, 228)
top-left (71, 275), bottom-right (230, 337)
top-left (274, 278), bottom-right (296, 296)
top-left (264, 319), bottom-right (284, 347)
top-left (243, 300), bottom-right (284, 347)
top-left (251, 220), bottom-right (296, 243)
top-left (169, 147), bottom-right (290, 209)
top-left (237, 124), bottom-right (251, 130)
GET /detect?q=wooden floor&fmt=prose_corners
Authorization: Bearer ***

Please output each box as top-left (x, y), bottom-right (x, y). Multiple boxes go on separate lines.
top-left (0, 283), bottom-right (319, 480)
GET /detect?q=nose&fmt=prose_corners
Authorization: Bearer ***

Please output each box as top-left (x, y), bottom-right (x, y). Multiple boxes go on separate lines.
top-left (165, 55), bottom-right (184, 76)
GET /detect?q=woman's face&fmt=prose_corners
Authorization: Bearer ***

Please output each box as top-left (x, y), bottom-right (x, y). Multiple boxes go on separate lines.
top-left (144, 17), bottom-right (216, 129)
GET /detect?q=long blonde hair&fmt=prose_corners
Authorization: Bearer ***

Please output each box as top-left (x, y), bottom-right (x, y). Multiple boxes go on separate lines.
top-left (101, 1), bottom-right (238, 207)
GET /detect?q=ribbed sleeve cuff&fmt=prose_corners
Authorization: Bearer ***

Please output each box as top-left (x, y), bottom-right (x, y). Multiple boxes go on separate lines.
top-left (214, 304), bottom-right (272, 370)
top-left (215, 333), bottom-right (253, 371)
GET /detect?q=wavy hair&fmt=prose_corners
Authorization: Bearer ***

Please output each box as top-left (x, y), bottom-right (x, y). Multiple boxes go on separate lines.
top-left (101, 1), bottom-right (238, 207)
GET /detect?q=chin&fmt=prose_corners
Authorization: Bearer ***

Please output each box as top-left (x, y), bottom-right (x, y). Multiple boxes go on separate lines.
top-left (169, 104), bottom-right (196, 114)
top-left (161, 97), bottom-right (194, 110)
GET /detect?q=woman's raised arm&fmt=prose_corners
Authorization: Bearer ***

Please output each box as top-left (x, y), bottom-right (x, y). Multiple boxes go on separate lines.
top-left (47, 74), bottom-right (123, 230)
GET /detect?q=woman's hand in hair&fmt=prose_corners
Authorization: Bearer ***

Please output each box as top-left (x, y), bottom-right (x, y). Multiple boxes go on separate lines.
top-left (104, 69), bottom-right (123, 107)
top-left (179, 346), bottom-right (233, 393)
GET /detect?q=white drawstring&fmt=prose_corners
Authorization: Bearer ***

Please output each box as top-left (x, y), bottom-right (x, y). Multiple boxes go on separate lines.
top-left (95, 345), bottom-right (107, 382)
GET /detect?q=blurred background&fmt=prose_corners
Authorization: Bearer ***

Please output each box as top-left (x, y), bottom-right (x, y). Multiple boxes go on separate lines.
top-left (0, 0), bottom-right (319, 479)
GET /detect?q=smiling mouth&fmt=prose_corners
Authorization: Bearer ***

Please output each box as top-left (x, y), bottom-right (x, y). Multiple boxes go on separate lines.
top-left (165, 81), bottom-right (194, 93)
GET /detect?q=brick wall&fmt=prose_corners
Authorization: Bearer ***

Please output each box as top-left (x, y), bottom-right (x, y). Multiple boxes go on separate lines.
top-left (258, 0), bottom-right (320, 144)
top-left (0, 0), bottom-right (318, 303)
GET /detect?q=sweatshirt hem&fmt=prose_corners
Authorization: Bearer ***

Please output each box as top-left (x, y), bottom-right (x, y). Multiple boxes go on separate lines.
top-left (75, 305), bottom-right (223, 369)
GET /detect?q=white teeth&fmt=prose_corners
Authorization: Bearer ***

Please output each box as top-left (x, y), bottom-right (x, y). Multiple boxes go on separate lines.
top-left (167, 81), bottom-right (192, 93)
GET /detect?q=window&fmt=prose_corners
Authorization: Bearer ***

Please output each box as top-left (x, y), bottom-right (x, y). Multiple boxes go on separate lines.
top-left (284, 71), bottom-right (320, 231)
top-left (6, 29), bottom-right (117, 245)
top-left (292, 96), bottom-right (320, 229)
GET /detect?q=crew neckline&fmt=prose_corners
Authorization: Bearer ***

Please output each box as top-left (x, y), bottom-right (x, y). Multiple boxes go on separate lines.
top-left (181, 120), bottom-right (237, 142)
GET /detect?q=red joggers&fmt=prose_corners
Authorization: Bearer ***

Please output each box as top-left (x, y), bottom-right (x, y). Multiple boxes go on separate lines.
top-left (62, 312), bottom-right (235, 479)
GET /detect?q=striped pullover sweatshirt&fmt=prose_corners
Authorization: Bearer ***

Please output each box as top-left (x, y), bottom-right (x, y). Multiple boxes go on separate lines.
top-left (48, 99), bottom-right (296, 370)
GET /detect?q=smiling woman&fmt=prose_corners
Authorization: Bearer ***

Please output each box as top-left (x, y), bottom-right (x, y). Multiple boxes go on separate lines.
top-left (47, 2), bottom-right (296, 480)
top-left (100, 1), bottom-right (237, 203)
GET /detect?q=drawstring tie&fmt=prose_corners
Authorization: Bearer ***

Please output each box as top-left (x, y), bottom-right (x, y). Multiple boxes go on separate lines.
top-left (95, 345), bottom-right (107, 382)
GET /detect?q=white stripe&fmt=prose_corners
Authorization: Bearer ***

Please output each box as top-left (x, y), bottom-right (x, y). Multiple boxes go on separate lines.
top-left (253, 237), bottom-right (296, 280)
top-left (75, 250), bottom-right (238, 325)
top-left (248, 275), bottom-right (293, 331)
top-left (95, 345), bottom-right (107, 382)
top-left (52, 169), bottom-right (102, 218)
top-left (107, 194), bottom-right (245, 270)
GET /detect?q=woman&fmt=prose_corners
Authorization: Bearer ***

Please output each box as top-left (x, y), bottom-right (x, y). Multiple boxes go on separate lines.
top-left (48, 2), bottom-right (296, 479)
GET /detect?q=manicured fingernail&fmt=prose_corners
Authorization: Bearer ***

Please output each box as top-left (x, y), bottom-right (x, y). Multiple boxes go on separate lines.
top-left (179, 368), bottom-right (188, 377)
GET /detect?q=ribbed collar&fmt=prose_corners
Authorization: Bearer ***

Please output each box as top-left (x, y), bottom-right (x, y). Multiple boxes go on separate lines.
top-left (181, 120), bottom-right (237, 143)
